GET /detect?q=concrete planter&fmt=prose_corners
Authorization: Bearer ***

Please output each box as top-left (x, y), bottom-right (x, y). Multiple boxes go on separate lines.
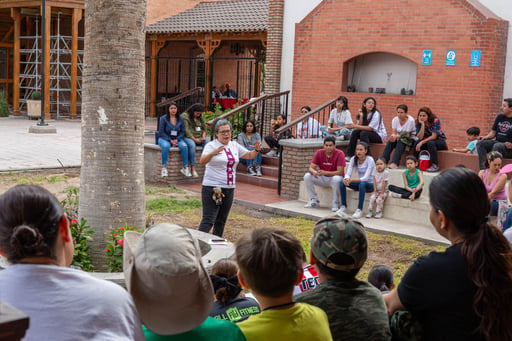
top-left (27, 99), bottom-right (41, 119)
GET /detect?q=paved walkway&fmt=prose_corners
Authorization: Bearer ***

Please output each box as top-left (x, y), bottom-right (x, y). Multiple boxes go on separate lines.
top-left (0, 116), bottom-right (446, 244)
top-left (0, 117), bottom-right (82, 171)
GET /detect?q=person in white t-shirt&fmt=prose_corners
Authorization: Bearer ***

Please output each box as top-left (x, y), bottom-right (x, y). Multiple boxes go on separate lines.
top-left (381, 104), bottom-right (416, 169)
top-left (345, 97), bottom-right (387, 158)
top-left (0, 185), bottom-right (144, 341)
top-left (198, 119), bottom-right (261, 237)
top-left (320, 96), bottom-right (353, 139)
top-left (295, 106), bottom-right (320, 138)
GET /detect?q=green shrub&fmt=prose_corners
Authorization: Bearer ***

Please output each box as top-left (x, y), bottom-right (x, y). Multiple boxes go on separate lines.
top-left (31, 90), bottom-right (41, 100)
top-left (61, 186), bottom-right (80, 221)
top-left (105, 224), bottom-right (144, 272)
top-left (70, 218), bottom-right (94, 271)
top-left (0, 89), bottom-right (9, 117)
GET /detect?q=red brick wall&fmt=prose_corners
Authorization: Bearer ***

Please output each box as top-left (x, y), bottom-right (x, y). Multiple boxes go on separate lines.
top-left (280, 145), bottom-right (319, 199)
top-left (292, 0), bottom-right (509, 148)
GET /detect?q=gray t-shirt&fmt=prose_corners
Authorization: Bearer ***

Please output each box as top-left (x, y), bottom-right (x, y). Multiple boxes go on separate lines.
top-left (0, 263), bottom-right (145, 341)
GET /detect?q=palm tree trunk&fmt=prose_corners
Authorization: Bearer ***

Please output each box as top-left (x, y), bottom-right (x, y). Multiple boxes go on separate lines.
top-left (80, 0), bottom-right (147, 266)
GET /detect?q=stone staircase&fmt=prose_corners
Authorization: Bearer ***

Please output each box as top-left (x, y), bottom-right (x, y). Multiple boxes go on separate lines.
top-left (236, 154), bottom-right (280, 189)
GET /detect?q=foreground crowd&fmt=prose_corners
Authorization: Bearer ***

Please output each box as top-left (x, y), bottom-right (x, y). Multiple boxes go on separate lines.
top-left (2, 165), bottom-right (512, 340)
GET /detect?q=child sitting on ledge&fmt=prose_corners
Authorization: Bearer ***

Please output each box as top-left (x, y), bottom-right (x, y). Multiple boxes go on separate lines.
top-left (452, 126), bottom-right (480, 154)
top-left (389, 155), bottom-right (424, 202)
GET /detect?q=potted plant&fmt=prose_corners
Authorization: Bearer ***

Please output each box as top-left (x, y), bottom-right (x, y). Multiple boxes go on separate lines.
top-left (0, 89), bottom-right (9, 117)
top-left (27, 90), bottom-right (41, 119)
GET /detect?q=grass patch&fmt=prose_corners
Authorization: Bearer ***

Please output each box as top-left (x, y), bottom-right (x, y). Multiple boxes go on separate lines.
top-left (146, 197), bottom-right (202, 213)
top-left (4, 174), bottom-right (68, 185)
top-left (145, 185), bottom-right (185, 195)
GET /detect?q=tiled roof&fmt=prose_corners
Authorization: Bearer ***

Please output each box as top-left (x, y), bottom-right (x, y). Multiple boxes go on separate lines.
top-left (146, 0), bottom-right (268, 34)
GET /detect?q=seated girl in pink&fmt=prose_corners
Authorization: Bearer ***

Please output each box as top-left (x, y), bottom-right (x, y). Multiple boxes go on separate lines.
top-left (478, 151), bottom-right (507, 216)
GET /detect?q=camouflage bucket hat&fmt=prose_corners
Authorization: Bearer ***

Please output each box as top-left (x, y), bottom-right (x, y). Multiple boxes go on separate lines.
top-left (311, 216), bottom-right (368, 271)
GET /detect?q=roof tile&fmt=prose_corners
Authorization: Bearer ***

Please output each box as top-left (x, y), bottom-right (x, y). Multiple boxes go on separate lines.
top-left (147, 0), bottom-right (268, 34)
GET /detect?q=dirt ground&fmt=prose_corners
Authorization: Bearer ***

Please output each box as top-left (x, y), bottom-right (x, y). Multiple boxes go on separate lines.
top-left (0, 169), bottom-right (443, 281)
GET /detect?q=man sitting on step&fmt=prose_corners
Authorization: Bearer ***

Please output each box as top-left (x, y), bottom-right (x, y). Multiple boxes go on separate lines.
top-left (303, 136), bottom-right (345, 211)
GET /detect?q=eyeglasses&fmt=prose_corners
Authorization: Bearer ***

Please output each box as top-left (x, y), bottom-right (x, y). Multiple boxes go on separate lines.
top-left (218, 130), bottom-right (231, 135)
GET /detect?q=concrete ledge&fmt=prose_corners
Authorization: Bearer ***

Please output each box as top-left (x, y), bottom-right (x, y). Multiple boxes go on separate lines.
top-left (28, 124), bottom-right (57, 134)
top-left (298, 173), bottom-right (434, 225)
top-left (144, 142), bottom-right (204, 185)
top-left (264, 200), bottom-right (447, 245)
top-left (369, 142), bottom-right (512, 173)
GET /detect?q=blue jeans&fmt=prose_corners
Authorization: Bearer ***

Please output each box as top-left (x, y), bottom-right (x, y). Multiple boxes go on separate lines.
top-left (320, 125), bottom-right (353, 138)
top-left (503, 208), bottom-right (512, 232)
top-left (340, 181), bottom-right (374, 210)
top-left (491, 199), bottom-right (499, 217)
top-left (183, 137), bottom-right (205, 167)
top-left (240, 147), bottom-right (262, 167)
top-left (158, 138), bottom-right (189, 167)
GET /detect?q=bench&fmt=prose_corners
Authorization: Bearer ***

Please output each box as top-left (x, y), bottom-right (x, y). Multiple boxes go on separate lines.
top-left (144, 143), bottom-right (204, 184)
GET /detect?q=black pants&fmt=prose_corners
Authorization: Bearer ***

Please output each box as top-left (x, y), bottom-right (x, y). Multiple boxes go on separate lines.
top-left (347, 129), bottom-right (382, 157)
top-left (198, 186), bottom-right (235, 237)
top-left (412, 139), bottom-right (447, 166)
top-left (382, 140), bottom-right (408, 165)
top-left (389, 184), bottom-right (422, 199)
top-left (264, 135), bottom-right (279, 149)
top-left (477, 140), bottom-right (512, 170)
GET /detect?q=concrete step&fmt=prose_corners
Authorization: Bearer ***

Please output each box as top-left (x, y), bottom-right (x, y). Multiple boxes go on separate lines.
top-left (263, 200), bottom-right (446, 245)
top-left (262, 154), bottom-right (279, 167)
top-left (238, 163), bottom-right (279, 178)
top-left (237, 172), bottom-right (278, 189)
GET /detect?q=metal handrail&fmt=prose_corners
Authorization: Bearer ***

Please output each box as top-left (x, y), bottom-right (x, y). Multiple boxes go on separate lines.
top-left (275, 97), bottom-right (337, 135)
top-left (156, 87), bottom-right (202, 107)
top-left (206, 90), bottom-right (290, 125)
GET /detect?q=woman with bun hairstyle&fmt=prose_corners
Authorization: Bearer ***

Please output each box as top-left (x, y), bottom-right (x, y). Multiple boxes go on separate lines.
top-left (384, 167), bottom-right (512, 340)
top-left (0, 185), bottom-right (144, 341)
top-left (209, 258), bottom-right (260, 323)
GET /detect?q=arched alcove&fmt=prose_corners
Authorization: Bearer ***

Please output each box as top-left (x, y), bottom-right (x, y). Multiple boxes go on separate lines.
top-left (344, 52), bottom-right (417, 95)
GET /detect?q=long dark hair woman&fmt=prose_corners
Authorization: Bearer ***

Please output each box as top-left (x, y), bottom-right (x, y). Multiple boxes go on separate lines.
top-left (413, 106), bottom-right (447, 172)
top-left (0, 185), bottom-right (144, 340)
top-left (182, 103), bottom-right (208, 178)
top-left (346, 97), bottom-right (387, 157)
top-left (237, 119), bottom-right (262, 176)
top-left (384, 167), bottom-right (512, 340)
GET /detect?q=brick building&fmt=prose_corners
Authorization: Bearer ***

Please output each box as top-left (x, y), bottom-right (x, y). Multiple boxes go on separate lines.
top-left (280, 0), bottom-right (509, 147)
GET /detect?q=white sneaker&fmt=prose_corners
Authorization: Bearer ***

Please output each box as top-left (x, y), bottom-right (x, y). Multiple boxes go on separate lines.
top-left (161, 167), bottom-right (168, 177)
top-left (335, 206), bottom-right (347, 216)
top-left (331, 206), bottom-right (339, 212)
top-left (366, 211), bottom-right (373, 218)
top-left (185, 167), bottom-right (192, 177)
top-left (391, 192), bottom-right (401, 198)
top-left (375, 211), bottom-right (383, 219)
top-left (266, 149), bottom-right (278, 157)
top-left (352, 209), bottom-right (362, 219)
top-left (180, 168), bottom-right (188, 177)
top-left (304, 199), bottom-right (320, 208)
top-left (192, 170), bottom-right (199, 178)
